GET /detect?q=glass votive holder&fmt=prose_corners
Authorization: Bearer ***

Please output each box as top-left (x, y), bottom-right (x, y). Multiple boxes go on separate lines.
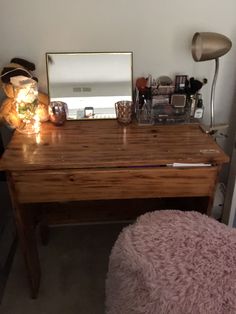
top-left (115, 101), bottom-right (133, 125)
top-left (49, 101), bottom-right (68, 126)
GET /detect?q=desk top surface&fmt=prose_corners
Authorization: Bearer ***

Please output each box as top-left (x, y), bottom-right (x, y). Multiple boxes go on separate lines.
top-left (0, 120), bottom-right (229, 171)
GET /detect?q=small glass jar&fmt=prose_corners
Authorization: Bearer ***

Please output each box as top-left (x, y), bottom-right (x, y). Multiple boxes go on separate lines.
top-left (49, 101), bottom-right (68, 126)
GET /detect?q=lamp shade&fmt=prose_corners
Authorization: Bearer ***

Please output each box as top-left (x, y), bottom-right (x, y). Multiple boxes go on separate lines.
top-left (192, 32), bottom-right (232, 61)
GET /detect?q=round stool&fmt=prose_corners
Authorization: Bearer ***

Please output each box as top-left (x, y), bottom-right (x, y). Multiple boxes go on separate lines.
top-left (106, 210), bottom-right (236, 314)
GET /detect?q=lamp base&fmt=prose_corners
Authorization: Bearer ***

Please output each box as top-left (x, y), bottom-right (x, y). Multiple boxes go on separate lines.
top-left (200, 123), bottom-right (229, 135)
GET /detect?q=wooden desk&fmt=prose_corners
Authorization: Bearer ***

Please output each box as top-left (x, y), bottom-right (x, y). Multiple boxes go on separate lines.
top-left (0, 120), bottom-right (229, 297)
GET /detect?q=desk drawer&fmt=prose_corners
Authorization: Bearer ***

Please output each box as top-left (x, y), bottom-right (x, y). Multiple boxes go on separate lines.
top-left (11, 167), bottom-right (218, 204)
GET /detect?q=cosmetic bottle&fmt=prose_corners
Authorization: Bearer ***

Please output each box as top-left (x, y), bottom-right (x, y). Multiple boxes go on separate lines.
top-left (189, 94), bottom-right (196, 117)
top-left (194, 96), bottom-right (204, 119)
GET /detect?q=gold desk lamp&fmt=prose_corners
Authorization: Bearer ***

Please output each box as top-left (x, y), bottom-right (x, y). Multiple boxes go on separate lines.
top-left (192, 32), bottom-right (232, 134)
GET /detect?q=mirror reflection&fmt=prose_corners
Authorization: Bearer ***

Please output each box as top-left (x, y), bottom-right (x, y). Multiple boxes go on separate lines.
top-left (46, 52), bottom-right (133, 120)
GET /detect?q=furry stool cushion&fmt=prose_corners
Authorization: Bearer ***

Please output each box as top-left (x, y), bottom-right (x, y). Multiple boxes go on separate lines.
top-left (106, 210), bottom-right (236, 314)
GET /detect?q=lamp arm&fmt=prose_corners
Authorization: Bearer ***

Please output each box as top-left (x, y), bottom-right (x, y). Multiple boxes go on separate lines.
top-left (210, 58), bottom-right (219, 129)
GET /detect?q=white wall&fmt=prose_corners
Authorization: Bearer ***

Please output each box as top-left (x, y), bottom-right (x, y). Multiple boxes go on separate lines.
top-left (0, 0), bottom-right (236, 150)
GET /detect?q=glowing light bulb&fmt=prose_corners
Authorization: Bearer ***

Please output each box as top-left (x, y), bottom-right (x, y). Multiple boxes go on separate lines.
top-left (34, 114), bottom-right (41, 134)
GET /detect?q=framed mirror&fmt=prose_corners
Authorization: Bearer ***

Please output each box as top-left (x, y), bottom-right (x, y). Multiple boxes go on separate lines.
top-left (46, 52), bottom-right (133, 120)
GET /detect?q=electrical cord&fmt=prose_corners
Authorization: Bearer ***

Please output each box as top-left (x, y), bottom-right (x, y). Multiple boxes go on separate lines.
top-left (0, 68), bottom-right (33, 79)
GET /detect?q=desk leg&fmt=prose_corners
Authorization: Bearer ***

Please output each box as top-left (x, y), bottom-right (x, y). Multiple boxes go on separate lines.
top-left (206, 165), bottom-right (222, 217)
top-left (206, 196), bottom-right (214, 216)
top-left (7, 174), bottom-right (41, 299)
top-left (16, 207), bottom-right (41, 298)
top-left (39, 221), bottom-right (50, 246)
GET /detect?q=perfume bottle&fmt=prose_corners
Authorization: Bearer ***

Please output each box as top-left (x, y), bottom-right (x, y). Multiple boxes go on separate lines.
top-left (189, 94), bottom-right (196, 118)
top-left (194, 95), bottom-right (204, 119)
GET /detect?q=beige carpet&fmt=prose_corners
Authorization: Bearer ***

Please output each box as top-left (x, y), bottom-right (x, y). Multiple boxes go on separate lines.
top-left (1, 223), bottom-right (126, 314)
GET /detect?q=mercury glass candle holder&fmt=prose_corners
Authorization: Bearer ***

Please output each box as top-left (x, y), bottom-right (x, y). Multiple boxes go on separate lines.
top-left (115, 101), bottom-right (133, 125)
top-left (49, 101), bottom-right (68, 126)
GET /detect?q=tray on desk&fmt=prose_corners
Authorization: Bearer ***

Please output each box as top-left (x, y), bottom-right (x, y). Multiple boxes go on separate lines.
top-left (136, 103), bottom-right (191, 125)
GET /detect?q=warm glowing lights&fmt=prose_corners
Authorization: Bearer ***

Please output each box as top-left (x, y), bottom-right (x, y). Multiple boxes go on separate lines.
top-left (10, 76), bottom-right (40, 134)
top-left (34, 114), bottom-right (41, 134)
top-left (15, 85), bottom-right (38, 104)
top-left (35, 132), bottom-right (41, 144)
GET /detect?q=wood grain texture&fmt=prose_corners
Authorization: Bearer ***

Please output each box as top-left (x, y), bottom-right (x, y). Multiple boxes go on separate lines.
top-left (0, 121), bottom-right (229, 171)
top-left (12, 166), bottom-right (218, 204)
top-left (1, 120), bottom-right (229, 298)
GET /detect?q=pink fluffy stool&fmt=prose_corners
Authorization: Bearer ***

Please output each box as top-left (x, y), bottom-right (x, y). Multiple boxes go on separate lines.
top-left (106, 210), bottom-right (236, 314)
